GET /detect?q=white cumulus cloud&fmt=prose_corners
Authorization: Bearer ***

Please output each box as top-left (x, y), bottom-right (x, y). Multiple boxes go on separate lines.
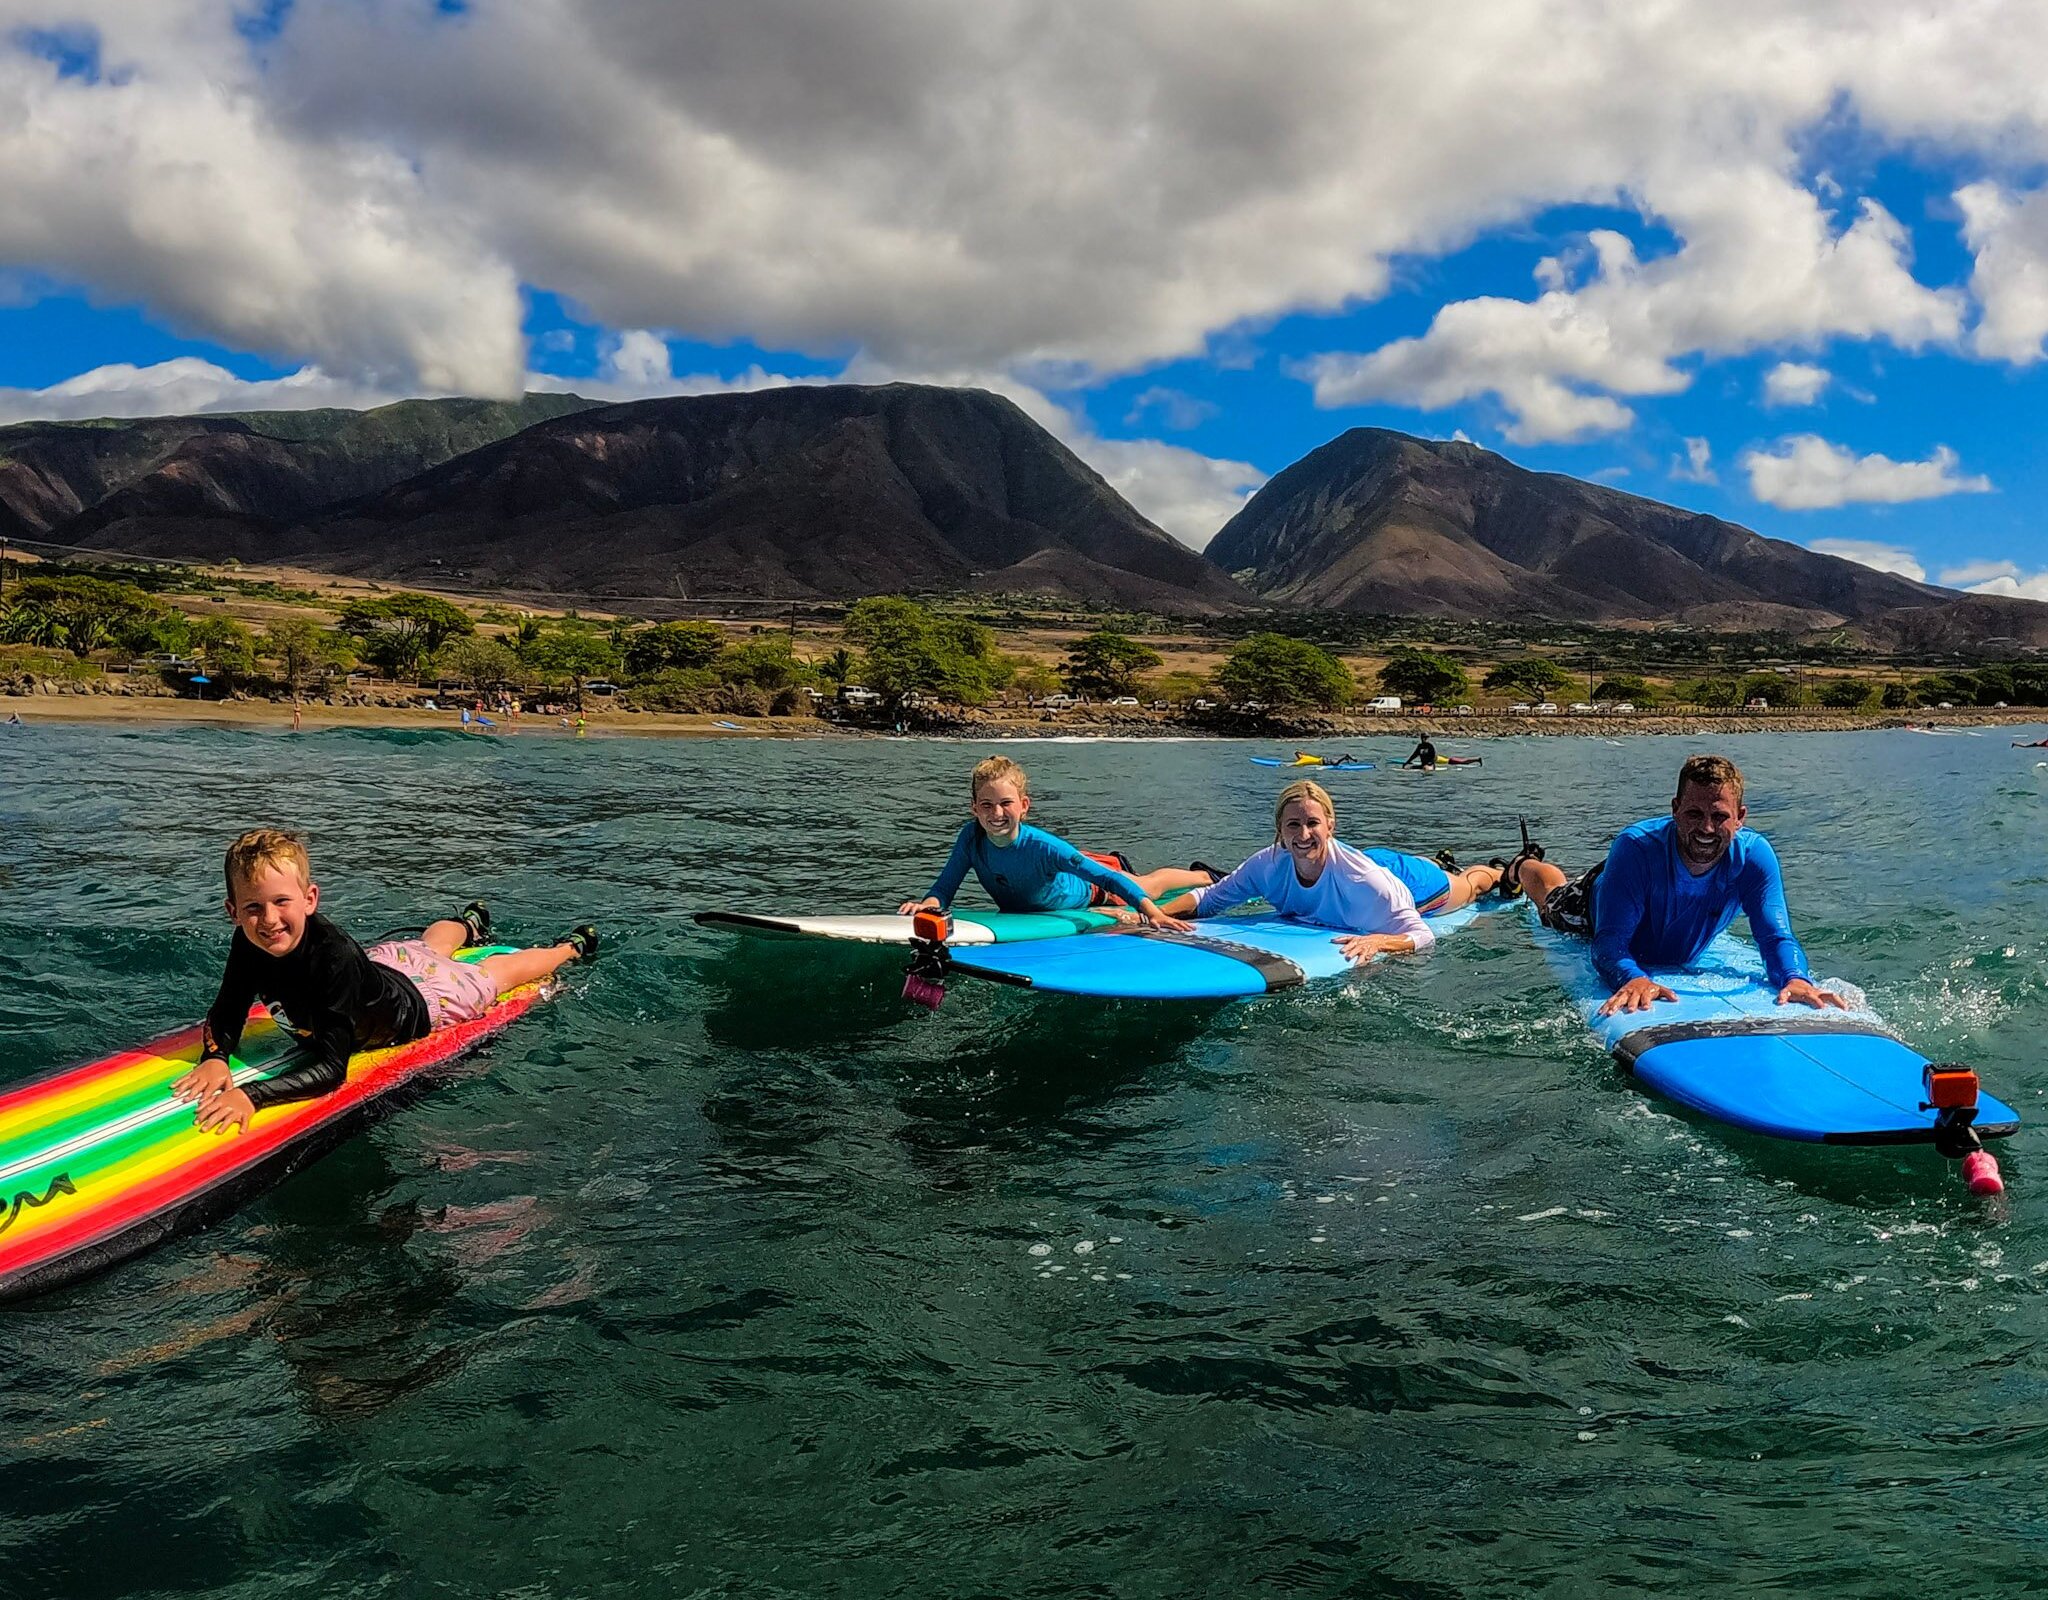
top-left (1763, 361), bottom-right (1831, 405)
top-left (1742, 435), bottom-right (1992, 510)
top-left (1305, 191), bottom-right (1960, 442)
top-left (9, 0), bottom-right (2048, 403)
top-left (1938, 558), bottom-right (2048, 600)
top-left (1808, 538), bottom-right (1926, 581)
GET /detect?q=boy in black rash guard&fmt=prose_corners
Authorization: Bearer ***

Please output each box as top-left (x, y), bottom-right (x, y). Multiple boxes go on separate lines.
top-left (174, 828), bottom-right (597, 1136)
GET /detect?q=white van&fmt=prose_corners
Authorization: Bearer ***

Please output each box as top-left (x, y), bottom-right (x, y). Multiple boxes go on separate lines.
top-left (1365, 696), bottom-right (1402, 713)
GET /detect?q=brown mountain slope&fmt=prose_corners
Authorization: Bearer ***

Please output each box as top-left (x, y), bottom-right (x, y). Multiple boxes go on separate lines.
top-left (1207, 428), bottom-right (1998, 630)
top-left (13, 395), bottom-right (599, 551)
top-left (190, 384), bottom-right (1251, 611)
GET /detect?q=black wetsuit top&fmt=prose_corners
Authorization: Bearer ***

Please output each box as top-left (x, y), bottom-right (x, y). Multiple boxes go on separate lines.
top-left (201, 913), bottom-right (430, 1108)
top-left (1408, 740), bottom-right (1437, 767)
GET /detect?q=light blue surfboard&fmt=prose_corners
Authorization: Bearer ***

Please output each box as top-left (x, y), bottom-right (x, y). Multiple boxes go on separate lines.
top-left (1250, 757), bottom-right (1375, 770)
top-left (940, 902), bottom-right (1491, 1000)
top-left (1531, 909), bottom-right (2019, 1145)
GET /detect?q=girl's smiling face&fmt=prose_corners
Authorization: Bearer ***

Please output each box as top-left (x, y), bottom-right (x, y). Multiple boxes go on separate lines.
top-left (226, 862), bottom-right (320, 957)
top-left (971, 776), bottom-right (1030, 847)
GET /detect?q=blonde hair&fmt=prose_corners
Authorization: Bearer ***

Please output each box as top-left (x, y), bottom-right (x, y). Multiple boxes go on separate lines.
top-left (1273, 778), bottom-right (1335, 840)
top-left (1675, 754), bottom-right (1745, 806)
top-left (971, 755), bottom-right (1029, 798)
top-left (224, 828), bottom-right (312, 897)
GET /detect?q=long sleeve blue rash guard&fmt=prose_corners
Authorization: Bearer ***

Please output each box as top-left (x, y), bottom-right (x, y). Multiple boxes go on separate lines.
top-left (1591, 818), bottom-right (1812, 991)
top-left (922, 821), bottom-right (1149, 913)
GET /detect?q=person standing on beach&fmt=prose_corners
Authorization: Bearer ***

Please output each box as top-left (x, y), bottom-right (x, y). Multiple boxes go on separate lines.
top-left (1501, 753), bottom-right (1846, 1017)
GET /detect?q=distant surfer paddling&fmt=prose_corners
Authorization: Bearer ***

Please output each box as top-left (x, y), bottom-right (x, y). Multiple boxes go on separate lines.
top-left (1500, 754), bottom-right (1845, 1017)
top-left (1157, 779), bottom-right (1504, 963)
top-left (1401, 735), bottom-right (1439, 770)
top-left (899, 756), bottom-right (1202, 929)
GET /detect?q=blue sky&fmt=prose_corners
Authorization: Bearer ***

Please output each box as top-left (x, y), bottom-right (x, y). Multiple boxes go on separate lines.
top-left (4, 2), bottom-right (2047, 595)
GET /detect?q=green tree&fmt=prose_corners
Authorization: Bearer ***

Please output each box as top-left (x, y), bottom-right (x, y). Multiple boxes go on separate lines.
top-left (812, 646), bottom-right (858, 688)
top-left (338, 592), bottom-right (475, 680)
top-left (1971, 665), bottom-right (2017, 705)
top-left (717, 638), bottom-right (807, 692)
top-left (437, 634), bottom-right (522, 692)
top-left (188, 617), bottom-right (257, 681)
top-left (1011, 660), bottom-right (1064, 700)
top-left (1880, 683), bottom-right (1912, 709)
top-left (1684, 678), bottom-right (1739, 707)
top-left (625, 621), bottom-right (725, 677)
top-left (2, 575), bottom-right (168, 657)
top-left (1913, 673), bottom-right (1969, 705)
top-left (1217, 633), bottom-right (1353, 710)
top-left (265, 617), bottom-right (354, 693)
top-left (1063, 630), bottom-right (1162, 698)
top-left (1378, 647), bottom-right (1469, 704)
top-left (522, 628), bottom-right (622, 707)
top-left (843, 596), bottom-right (1004, 708)
top-left (1818, 679), bottom-right (1875, 710)
top-left (1482, 657), bottom-right (1574, 699)
top-left (2009, 665), bottom-right (2048, 706)
top-left (1592, 675), bottom-right (1653, 705)
top-left (1738, 673), bottom-right (1795, 707)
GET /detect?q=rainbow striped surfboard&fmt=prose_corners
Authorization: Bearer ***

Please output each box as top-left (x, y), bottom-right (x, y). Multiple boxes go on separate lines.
top-left (0, 947), bottom-right (552, 1303)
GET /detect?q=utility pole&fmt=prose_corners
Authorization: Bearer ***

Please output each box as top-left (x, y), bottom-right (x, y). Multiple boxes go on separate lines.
top-left (1, 536), bottom-right (8, 600)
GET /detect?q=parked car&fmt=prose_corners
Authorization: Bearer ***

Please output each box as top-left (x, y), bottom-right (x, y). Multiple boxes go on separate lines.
top-left (1615, 702), bottom-right (1636, 714)
top-left (1365, 696), bottom-right (1402, 713)
top-left (1509, 702), bottom-right (1533, 714)
top-left (1535, 702), bottom-right (1560, 715)
top-left (1937, 700), bottom-right (1955, 709)
top-left (1191, 698), bottom-right (1217, 711)
top-left (1041, 693), bottom-right (1078, 708)
top-left (1455, 704), bottom-right (1473, 716)
top-left (1108, 695), bottom-right (1140, 707)
top-left (1568, 702), bottom-right (1593, 714)
top-left (1745, 698), bottom-right (1769, 710)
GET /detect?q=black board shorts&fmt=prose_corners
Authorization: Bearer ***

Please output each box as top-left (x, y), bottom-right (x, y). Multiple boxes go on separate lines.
top-left (1539, 864), bottom-right (1603, 939)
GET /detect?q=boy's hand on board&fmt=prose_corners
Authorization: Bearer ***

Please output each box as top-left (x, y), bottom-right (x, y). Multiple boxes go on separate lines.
top-left (173, 1057), bottom-right (234, 1101)
top-left (898, 896), bottom-right (941, 916)
top-left (194, 1087), bottom-right (254, 1135)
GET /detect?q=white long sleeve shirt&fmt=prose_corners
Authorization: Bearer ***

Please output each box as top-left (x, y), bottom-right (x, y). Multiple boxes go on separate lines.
top-left (1190, 840), bottom-right (1436, 951)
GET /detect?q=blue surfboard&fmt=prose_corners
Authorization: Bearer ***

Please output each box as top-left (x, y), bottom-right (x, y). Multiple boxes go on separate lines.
top-left (1250, 757), bottom-right (1375, 771)
top-left (1531, 909), bottom-right (2019, 1145)
top-left (940, 902), bottom-right (1491, 1000)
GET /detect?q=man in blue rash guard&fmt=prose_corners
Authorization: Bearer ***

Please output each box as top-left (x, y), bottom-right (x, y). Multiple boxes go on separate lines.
top-left (899, 755), bottom-right (1196, 930)
top-left (1503, 753), bottom-right (1847, 1018)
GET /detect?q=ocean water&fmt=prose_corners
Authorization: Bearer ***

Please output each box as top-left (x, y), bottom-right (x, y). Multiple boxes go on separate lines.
top-left (5, 723), bottom-right (2048, 1598)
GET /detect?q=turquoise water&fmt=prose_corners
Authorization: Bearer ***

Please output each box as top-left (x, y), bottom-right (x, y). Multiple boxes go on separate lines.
top-left (5, 724), bottom-right (2048, 1597)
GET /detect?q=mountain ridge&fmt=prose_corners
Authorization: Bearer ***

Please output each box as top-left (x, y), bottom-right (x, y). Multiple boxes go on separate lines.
top-left (1205, 426), bottom-right (2040, 641)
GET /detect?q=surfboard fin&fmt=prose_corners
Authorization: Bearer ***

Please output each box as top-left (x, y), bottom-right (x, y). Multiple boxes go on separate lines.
top-left (903, 910), bottom-right (952, 1010)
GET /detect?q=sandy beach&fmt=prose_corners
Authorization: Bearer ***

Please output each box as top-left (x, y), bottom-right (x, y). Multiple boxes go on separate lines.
top-left (5, 688), bottom-right (2044, 740)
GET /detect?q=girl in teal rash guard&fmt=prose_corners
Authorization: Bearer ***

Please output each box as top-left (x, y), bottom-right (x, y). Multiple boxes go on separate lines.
top-left (898, 756), bottom-right (1206, 930)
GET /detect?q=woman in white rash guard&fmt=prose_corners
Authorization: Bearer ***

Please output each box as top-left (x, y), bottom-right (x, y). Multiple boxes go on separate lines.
top-left (1157, 779), bottom-right (1434, 964)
